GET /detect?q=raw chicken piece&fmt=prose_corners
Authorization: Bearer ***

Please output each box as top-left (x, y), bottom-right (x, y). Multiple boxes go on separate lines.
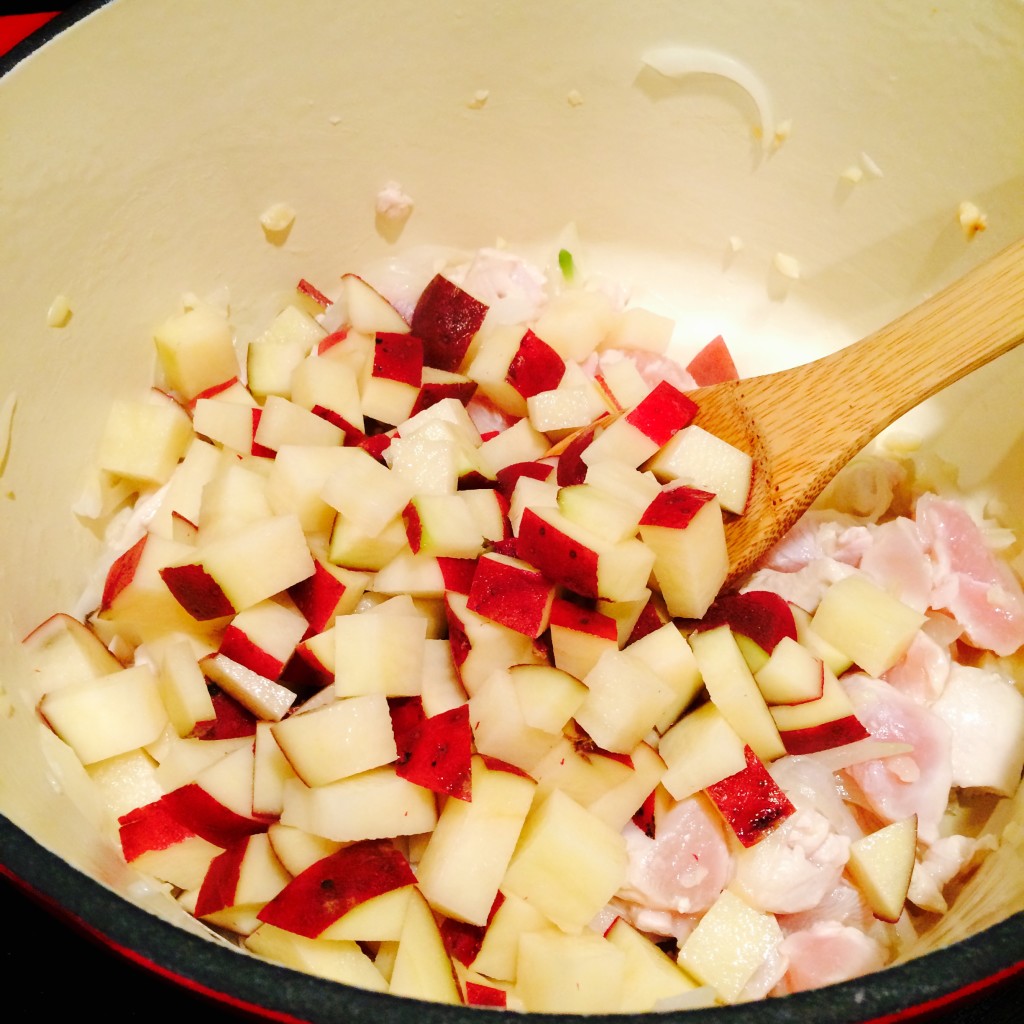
top-left (858, 517), bottom-right (933, 613)
top-left (916, 493), bottom-right (1024, 656)
top-left (777, 879), bottom-right (877, 935)
top-left (930, 663), bottom-right (1024, 796)
top-left (742, 556), bottom-right (857, 614)
top-left (730, 808), bottom-right (850, 915)
top-left (842, 674), bottom-right (953, 844)
top-left (776, 921), bottom-right (888, 994)
top-left (761, 513), bottom-right (868, 574)
top-left (908, 834), bottom-right (982, 913)
top-left (883, 630), bottom-right (951, 704)
top-left (616, 794), bottom-right (733, 920)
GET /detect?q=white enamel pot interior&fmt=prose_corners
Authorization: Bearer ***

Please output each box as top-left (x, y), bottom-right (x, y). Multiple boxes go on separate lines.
top-left (1, 1), bottom-right (1023, 1020)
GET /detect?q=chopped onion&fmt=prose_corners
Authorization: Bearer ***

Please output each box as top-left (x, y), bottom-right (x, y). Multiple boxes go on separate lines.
top-left (641, 45), bottom-right (776, 152)
top-left (803, 738), bottom-right (914, 773)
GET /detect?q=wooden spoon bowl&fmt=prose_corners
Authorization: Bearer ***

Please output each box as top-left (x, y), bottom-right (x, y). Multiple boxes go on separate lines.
top-left (688, 238), bottom-right (1024, 583)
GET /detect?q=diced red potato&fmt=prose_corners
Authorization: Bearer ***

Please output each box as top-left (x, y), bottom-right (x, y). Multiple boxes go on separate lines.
top-left (22, 247), bottom-right (1024, 1010)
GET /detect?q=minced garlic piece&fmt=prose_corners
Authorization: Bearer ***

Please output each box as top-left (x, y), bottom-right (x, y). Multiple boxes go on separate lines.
top-left (468, 89), bottom-right (490, 110)
top-left (772, 118), bottom-right (792, 148)
top-left (260, 203), bottom-right (296, 237)
top-left (957, 200), bottom-right (988, 240)
top-left (46, 295), bottom-right (72, 327)
top-left (772, 252), bottom-right (801, 280)
top-left (860, 151), bottom-right (884, 178)
top-left (567, 89), bottom-right (584, 107)
top-left (840, 165), bottom-right (864, 184)
top-left (375, 182), bottom-right (414, 222)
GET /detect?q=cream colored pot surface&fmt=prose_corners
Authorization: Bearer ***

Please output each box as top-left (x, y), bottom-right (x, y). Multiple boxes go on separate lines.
top-left (1, 0), bottom-right (1023, 1018)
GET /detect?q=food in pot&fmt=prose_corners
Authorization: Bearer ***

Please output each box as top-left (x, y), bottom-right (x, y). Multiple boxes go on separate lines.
top-left (23, 243), bottom-right (1024, 1012)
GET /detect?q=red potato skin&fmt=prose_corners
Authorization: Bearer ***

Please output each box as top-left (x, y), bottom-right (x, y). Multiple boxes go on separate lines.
top-left (310, 403), bottom-right (362, 438)
top-left (465, 982), bottom-right (507, 1008)
top-left (779, 714), bottom-right (871, 755)
top-left (516, 507), bottom-right (600, 600)
top-left (440, 916), bottom-right (488, 967)
top-left (639, 485), bottom-right (717, 530)
top-left (410, 275), bottom-right (488, 373)
top-left (118, 784), bottom-right (266, 862)
top-left (101, 535), bottom-right (148, 611)
top-left (218, 624), bottom-right (285, 681)
top-left (186, 376), bottom-right (240, 411)
top-left (356, 431), bottom-right (393, 462)
top-left (257, 839), bottom-right (416, 938)
top-left (317, 329), bottom-right (349, 356)
top-left (625, 380), bottom-right (698, 446)
top-left (705, 746), bottom-right (796, 848)
top-left (466, 556), bottom-right (555, 638)
top-left (159, 563), bottom-right (236, 621)
top-left (505, 329), bottom-right (566, 399)
top-left (692, 590), bottom-right (798, 653)
top-left (686, 334), bottom-right (739, 387)
top-left (555, 422), bottom-right (601, 487)
top-left (118, 799), bottom-right (200, 862)
top-left (437, 557), bottom-right (478, 595)
top-left (162, 783), bottom-right (270, 845)
top-left (632, 789), bottom-right (658, 838)
top-left (391, 698), bottom-right (473, 801)
top-left (494, 460), bottom-right (555, 499)
top-left (402, 501), bottom-right (425, 554)
top-left (549, 597), bottom-right (618, 641)
top-left (626, 597), bottom-right (668, 644)
top-left (194, 835), bottom-right (250, 917)
top-left (192, 689), bottom-right (258, 740)
top-left (373, 332), bottom-right (424, 387)
top-left (250, 408), bottom-right (276, 459)
top-left (410, 374), bottom-right (478, 416)
top-left (444, 597), bottom-right (472, 674)
top-left (478, 754), bottom-right (535, 780)
top-left (288, 560), bottom-right (348, 636)
top-left (296, 278), bottom-right (332, 308)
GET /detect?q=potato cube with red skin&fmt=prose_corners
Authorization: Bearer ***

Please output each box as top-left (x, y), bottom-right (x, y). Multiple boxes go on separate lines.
top-left (638, 486), bottom-right (728, 621)
top-left (516, 505), bottom-right (653, 603)
top-left (685, 334), bottom-right (739, 386)
top-left (390, 698), bottom-right (473, 800)
top-left (415, 755), bottom-right (535, 926)
top-left (581, 381), bottom-right (698, 468)
top-left (257, 839), bottom-right (416, 938)
top-left (411, 274), bottom-right (488, 372)
top-left (704, 745), bottom-right (796, 848)
top-left (466, 552), bottom-right (555, 638)
top-left (360, 332), bottom-right (424, 426)
top-left (548, 598), bottom-right (619, 680)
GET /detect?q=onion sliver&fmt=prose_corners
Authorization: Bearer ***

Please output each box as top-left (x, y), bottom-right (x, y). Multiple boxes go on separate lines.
top-left (641, 45), bottom-right (777, 152)
top-left (803, 738), bottom-right (915, 773)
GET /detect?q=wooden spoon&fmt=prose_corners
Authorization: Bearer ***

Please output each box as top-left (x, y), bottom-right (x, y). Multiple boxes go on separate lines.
top-left (688, 237), bottom-right (1024, 584)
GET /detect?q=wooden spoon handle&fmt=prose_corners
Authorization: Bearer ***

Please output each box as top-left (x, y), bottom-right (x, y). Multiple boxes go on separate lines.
top-left (691, 237), bottom-right (1024, 581)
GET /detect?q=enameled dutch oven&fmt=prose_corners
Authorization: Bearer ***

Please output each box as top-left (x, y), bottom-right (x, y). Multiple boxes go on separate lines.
top-left (2, 2), bottom-right (1022, 1020)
